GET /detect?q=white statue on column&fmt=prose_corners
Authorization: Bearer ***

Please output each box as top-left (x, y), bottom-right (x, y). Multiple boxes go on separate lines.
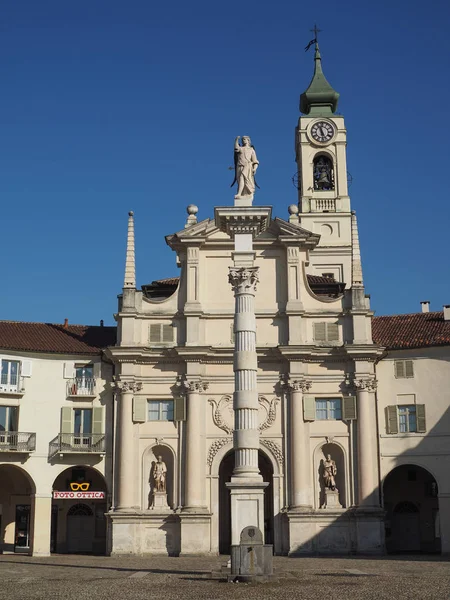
top-left (231, 136), bottom-right (259, 199)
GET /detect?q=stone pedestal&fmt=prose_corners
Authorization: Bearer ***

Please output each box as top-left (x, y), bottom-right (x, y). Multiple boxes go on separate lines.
top-left (227, 481), bottom-right (268, 546)
top-left (150, 491), bottom-right (170, 512)
top-left (229, 526), bottom-right (273, 582)
top-left (323, 489), bottom-right (342, 509)
top-left (179, 512), bottom-right (211, 555)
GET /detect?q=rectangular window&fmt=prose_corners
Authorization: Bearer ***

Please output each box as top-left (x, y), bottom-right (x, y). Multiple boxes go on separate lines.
top-left (149, 323), bottom-right (174, 344)
top-left (73, 408), bottom-right (92, 435)
top-left (75, 365), bottom-right (93, 379)
top-left (1, 360), bottom-right (20, 389)
top-left (313, 322), bottom-right (339, 342)
top-left (147, 400), bottom-right (174, 421)
top-left (0, 406), bottom-right (18, 431)
top-left (394, 360), bottom-right (414, 378)
top-left (315, 398), bottom-right (342, 420)
top-left (397, 405), bottom-right (417, 433)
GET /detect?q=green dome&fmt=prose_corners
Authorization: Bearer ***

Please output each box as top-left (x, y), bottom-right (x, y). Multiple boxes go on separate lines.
top-left (300, 43), bottom-right (339, 116)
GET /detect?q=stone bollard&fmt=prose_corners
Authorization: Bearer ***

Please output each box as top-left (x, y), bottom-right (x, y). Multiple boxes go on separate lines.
top-left (229, 526), bottom-right (273, 582)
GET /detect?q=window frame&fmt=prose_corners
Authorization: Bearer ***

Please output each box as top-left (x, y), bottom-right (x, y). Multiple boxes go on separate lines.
top-left (397, 404), bottom-right (417, 433)
top-left (315, 397), bottom-right (342, 421)
top-left (394, 360), bottom-right (414, 379)
top-left (1, 359), bottom-right (20, 388)
top-left (147, 399), bottom-right (174, 422)
top-left (0, 405), bottom-right (18, 432)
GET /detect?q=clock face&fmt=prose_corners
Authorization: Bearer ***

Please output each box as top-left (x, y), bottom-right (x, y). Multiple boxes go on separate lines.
top-left (310, 121), bottom-right (334, 143)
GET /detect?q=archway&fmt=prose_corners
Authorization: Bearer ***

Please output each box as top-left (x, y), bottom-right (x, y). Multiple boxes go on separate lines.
top-left (384, 464), bottom-right (440, 553)
top-left (218, 450), bottom-right (274, 554)
top-left (52, 465), bottom-right (107, 554)
top-left (0, 464), bottom-right (35, 553)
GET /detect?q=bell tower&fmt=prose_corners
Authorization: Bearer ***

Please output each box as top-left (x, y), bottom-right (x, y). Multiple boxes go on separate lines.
top-left (296, 36), bottom-right (352, 286)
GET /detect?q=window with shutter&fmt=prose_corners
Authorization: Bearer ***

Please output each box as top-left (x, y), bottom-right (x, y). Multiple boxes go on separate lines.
top-left (149, 324), bottom-right (161, 343)
top-left (394, 360), bottom-right (414, 378)
top-left (416, 404), bottom-right (426, 433)
top-left (342, 396), bottom-right (357, 420)
top-left (133, 397), bottom-right (147, 422)
top-left (162, 324), bottom-right (174, 343)
top-left (149, 323), bottom-right (174, 344)
top-left (385, 405), bottom-right (399, 434)
top-left (146, 399), bottom-right (175, 421)
top-left (174, 396), bottom-right (186, 421)
top-left (61, 407), bottom-right (73, 434)
top-left (92, 407), bottom-right (104, 433)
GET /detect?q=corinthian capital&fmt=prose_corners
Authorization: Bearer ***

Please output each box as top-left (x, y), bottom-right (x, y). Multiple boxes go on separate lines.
top-left (228, 266), bottom-right (259, 294)
top-left (177, 378), bottom-right (209, 394)
top-left (115, 380), bottom-right (143, 394)
top-left (354, 377), bottom-right (377, 392)
top-left (284, 377), bottom-right (312, 393)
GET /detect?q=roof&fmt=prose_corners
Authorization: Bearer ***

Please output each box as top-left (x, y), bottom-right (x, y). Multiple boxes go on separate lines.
top-left (372, 312), bottom-right (450, 350)
top-left (300, 43), bottom-right (339, 116)
top-left (0, 321), bottom-right (117, 355)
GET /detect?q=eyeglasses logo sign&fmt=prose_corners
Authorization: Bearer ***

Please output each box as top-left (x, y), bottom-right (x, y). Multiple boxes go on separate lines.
top-left (70, 482), bottom-right (90, 491)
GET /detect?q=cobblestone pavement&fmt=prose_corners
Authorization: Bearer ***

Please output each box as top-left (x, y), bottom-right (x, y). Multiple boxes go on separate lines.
top-left (0, 554), bottom-right (449, 600)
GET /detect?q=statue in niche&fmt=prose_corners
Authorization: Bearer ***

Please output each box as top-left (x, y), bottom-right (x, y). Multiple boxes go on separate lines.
top-left (314, 156), bottom-right (334, 191)
top-left (322, 454), bottom-right (338, 491)
top-left (152, 455), bottom-right (167, 492)
top-left (231, 136), bottom-right (259, 198)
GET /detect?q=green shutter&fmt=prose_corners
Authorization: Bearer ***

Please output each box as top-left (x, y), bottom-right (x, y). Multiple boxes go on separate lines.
top-left (174, 395), bottom-right (186, 421)
top-left (385, 405), bottom-right (398, 434)
top-left (92, 407), bottom-right (104, 434)
top-left (133, 397), bottom-right (147, 423)
top-left (303, 395), bottom-right (316, 421)
top-left (394, 361), bottom-right (405, 378)
top-left (405, 360), bottom-right (414, 378)
top-left (313, 322), bottom-right (326, 341)
top-left (342, 396), bottom-right (357, 420)
top-left (416, 404), bottom-right (426, 432)
top-left (61, 407), bottom-right (72, 434)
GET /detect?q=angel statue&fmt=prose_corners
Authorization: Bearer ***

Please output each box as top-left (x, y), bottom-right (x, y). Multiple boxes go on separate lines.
top-left (231, 136), bottom-right (259, 198)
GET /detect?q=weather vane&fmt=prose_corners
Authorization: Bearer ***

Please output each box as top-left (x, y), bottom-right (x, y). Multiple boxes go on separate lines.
top-left (305, 24), bottom-right (321, 52)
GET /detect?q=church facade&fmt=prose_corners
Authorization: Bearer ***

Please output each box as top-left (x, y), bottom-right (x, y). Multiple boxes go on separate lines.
top-left (0, 43), bottom-right (449, 557)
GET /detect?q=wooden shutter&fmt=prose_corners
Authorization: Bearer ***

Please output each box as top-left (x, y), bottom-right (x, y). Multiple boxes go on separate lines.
top-left (93, 362), bottom-right (102, 379)
top-left (149, 324), bottom-right (161, 343)
top-left (405, 360), bottom-right (414, 378)
top-left (326, 323), bottom-right (339, 342)
top-left (162, 324), bottom-right (173, 343)
top-left (133, 397), bottom-right (147, 423)
top-left (61, 407), bottom-right (73, 433)
top-left (174, 396), bottom-right (186, 421)
top-left (63, 362), bottom-right (75, 379)
top-left (21, 360), bottom-right (32, 378)
top-left (416, 404), bottom-right (426, 432)
top-left (394, 361), bottom-right (405, 378)
top-left (385, 405), bottom-right (398, 434)
top-left (303, 395), bottom-right (316, 421)
top-left (342, 396), bottom-right (357, 420)
top-left (92, 407), bottom-right (104, 434)
top-left (313, 322), bottom-right (326, 341)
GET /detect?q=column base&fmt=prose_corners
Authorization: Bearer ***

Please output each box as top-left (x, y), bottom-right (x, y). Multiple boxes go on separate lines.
top-left (108, 511), bottom-right (180, 556)
top-left (179, 511), bottom-right (211, 555)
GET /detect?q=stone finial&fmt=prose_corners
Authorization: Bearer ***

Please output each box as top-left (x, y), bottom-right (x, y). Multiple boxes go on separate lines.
top-left (288, 204), bottom-right (300, 224)
top-left (185, 204), bottom-right (198, 228)
top-left (123, 211), bottom-right (136, 289)
top-left (351, 210), bottom-right (364, 288)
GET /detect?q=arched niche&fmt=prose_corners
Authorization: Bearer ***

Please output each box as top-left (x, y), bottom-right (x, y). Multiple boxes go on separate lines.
top-left (313, 153), bottom-right (334, 191)
top-left (142, 444), bottom-right (175, 510)
top-left (314, 442), bottom-right (346, 509)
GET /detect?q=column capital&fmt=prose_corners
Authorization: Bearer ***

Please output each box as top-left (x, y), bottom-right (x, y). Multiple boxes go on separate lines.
top-left (114, 380), bottom-right (143, 394)
top-left (177, 378), bottom-right (209, 394)
top-left (353, 376), bottom-right (377, 392)
top-left (228, 266), bottom-right (259, 294)
top-left (283, 376), bottom-right (312, 393)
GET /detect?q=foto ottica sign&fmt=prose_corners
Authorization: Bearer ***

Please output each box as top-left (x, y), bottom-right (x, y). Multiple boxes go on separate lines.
top-left (53, 491), bottom-right (105, 499)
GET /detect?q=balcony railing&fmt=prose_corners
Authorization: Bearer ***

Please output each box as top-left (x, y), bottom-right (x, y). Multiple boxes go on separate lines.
top-left (311, 198), bottom-right (336, 212)
top-left (0, 432), bottom-right (36, 452)
top-left (49, 433), bottom-right (105, 458)
top-left (0, 376), bottom-right (25, 395)
top-left (66, 377), bottom-right (96, 397)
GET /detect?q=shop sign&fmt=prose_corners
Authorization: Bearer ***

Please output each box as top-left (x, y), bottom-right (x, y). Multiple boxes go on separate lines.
top-left (53, 491), bottom-right (105, 499)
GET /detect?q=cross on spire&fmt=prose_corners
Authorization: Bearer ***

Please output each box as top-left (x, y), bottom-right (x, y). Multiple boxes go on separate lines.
top-left (310, 24), bottom-right (321, 43)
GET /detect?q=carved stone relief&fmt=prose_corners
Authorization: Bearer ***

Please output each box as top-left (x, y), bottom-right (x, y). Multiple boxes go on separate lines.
top-left (208, 395), bottom-right (279, 434)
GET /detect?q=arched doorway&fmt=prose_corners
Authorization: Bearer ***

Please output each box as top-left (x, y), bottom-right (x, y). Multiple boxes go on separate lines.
top-left (0, 464), bottom-right (35, 553)
top-left (52, 465), bottom-right (107, 554)
top-left (384, 465), bottom-right (441, 554)
top-left (218, 450), bottom-right (274, 554)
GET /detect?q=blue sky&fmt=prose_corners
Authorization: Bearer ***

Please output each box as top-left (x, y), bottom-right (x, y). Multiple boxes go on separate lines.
top-left (1, 0), bottom-right (449, 326)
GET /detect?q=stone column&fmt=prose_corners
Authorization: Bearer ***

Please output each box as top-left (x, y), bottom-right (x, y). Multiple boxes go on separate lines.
top-left (355, 377), bottom-right (379, 507)
top-left (30, 494), bottom-right (52, 556)
top-left (115, 381), bottom-right (142, 511)
top-left (183, 379), bottom-right (209, 510)
top-left (229, 267), bottom-right (261, 479)
top-left (287, 379), bottom-right (312, 508)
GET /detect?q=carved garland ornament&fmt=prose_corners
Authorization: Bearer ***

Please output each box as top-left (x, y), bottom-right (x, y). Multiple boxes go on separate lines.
top-left (260, 439), bottom-right (284, 466)
top-left (206, 437), bottom-right (232, 467)
top-left (208, 395), bottom-right (279, 434)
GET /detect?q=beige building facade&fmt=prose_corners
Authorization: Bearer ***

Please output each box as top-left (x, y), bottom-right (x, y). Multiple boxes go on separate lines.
top-left (1, 43), bottom-right (449, 557)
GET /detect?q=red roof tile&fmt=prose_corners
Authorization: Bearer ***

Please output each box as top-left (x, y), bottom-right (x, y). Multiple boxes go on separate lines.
top-left (0, 321), bottom-right (116, 355)
top-left (372, 312), bottom-right (450, 350)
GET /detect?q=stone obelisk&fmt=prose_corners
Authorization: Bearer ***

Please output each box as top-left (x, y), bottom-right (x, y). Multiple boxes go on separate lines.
top-left (215, 136), bottom-right (272, 546)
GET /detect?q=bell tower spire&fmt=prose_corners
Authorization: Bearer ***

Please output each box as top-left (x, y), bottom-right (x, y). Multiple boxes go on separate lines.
top-left (124, 211), bottom-right (136, 289)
